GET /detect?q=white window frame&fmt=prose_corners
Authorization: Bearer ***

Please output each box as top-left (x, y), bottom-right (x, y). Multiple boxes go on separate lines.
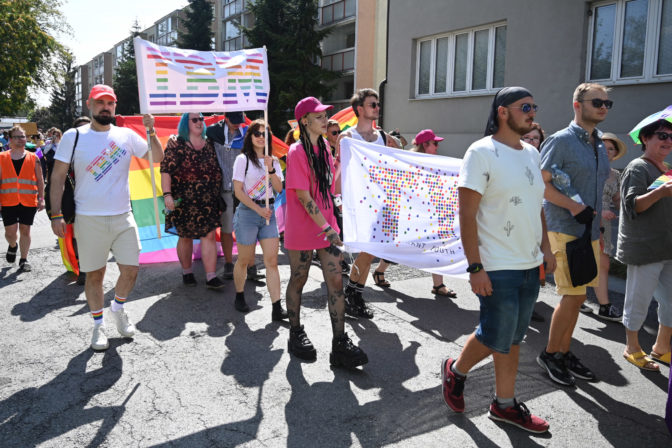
top-left (586, 0), bottom-right (672, 84)
top-left (415, 22), bottom-right (506, 99)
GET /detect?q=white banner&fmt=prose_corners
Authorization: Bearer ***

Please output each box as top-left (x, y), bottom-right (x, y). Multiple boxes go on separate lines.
top-left (340, 138), bottom-right (467, 279)
top-left (134, 37), bottom-right (270, 114)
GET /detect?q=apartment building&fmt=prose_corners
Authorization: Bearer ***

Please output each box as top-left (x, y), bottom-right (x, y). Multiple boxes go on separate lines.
top-left (383, 0), bottom-right (672, 165)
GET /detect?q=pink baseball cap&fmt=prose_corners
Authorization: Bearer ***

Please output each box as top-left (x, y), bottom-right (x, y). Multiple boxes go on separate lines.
top-left (295, 97), bottom-right (333, 121)
top-left (414, 129), bottom-right (444, 145)
top-left (88, 84), bottom-right (117, 101)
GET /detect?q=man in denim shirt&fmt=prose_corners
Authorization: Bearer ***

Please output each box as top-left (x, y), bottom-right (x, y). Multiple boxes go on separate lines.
top-left (537, 83), bottom-right (611, 387)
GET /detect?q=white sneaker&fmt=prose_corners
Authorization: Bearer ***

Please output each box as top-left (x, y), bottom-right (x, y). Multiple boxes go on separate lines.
top-left (109, 308), bottom-right (136, 338)
top-left (91, 325), bottom-right (109, 350)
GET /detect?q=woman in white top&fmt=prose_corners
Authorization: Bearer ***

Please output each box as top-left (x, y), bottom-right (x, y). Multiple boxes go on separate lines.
top-left (232, 119), bottom-right (287, 321)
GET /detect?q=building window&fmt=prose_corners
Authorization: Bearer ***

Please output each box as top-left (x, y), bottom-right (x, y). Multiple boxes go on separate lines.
top-left (415, 23), bottom-right (506, 98)
top-left (223, 19), bottom-right (242, 51)
top-left (587, 0), bottom-right (672, 83)
top-left (223, 0), bottom-right (244, 19)
top-left (320, 0), bottom-right (355, 26)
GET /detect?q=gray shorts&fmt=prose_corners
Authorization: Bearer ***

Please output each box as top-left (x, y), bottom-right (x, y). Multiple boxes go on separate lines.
top-left (623, 260), bottom-right (672, 331)
top-left (220, 191), bottom-right (234, 233)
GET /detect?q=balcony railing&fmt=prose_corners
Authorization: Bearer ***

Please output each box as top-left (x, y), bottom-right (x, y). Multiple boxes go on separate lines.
top-left (320, 0), bottom-right (355, 26)
top-left (321, 49), bottom-right (354, 72)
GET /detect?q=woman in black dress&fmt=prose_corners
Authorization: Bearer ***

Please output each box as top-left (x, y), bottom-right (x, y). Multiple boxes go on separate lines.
top-left (161, 112), bottom-right (224, 289)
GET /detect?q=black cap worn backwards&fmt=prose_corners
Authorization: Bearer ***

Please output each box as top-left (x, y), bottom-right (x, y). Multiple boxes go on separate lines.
top-left (484, 86), bottom-right (533, 136)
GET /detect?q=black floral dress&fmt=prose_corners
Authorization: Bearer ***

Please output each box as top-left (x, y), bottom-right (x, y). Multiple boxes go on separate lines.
top-left (160, 139), bottom-right (223, 238)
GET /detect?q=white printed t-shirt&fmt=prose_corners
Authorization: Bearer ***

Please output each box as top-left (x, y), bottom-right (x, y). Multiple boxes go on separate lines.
top-left (458, 136), bottom-right (544, 271)
top-left (232, 154), bottom-right (283, 201)
top-left (55, 124), bottom-right (149, 216)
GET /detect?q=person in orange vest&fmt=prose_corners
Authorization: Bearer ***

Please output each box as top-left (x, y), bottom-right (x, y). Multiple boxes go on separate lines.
top-left (0, 126), bottom-right (45, 272)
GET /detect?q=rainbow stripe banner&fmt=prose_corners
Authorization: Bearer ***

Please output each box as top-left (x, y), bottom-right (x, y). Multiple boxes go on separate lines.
top-left (116, 115), bottom-right (289, 264)
top-left (134, 37), bottom-right (270, 114)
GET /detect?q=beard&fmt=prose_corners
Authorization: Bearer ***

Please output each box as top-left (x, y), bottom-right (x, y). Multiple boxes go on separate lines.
top-left (507, 114), bottom-right (533, 136)
top-left (93, 113), bottom-right (114, 126)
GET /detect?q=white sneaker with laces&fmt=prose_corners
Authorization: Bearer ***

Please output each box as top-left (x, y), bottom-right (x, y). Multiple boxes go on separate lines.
top-left (91, 325), bottom-right (109, 350)
top-left (109, 309), bottom-right (136, 338)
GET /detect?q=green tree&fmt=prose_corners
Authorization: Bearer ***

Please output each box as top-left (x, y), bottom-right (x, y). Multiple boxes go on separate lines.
top-left (0, 0), bottom-right (69, 115)
top-left (113, 22), bottom-right (142, 116)
top-left (243, 0), bottom-right (337, 134)
top-left (48, 50), bottom-right (77, 130)
top-left (28, 106), bottom-right (53, 131)
top-left (177, 0), bottom-right (214, 50)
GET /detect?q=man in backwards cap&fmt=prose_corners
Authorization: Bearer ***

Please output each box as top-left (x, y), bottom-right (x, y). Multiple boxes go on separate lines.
top-left (50, 84), bottom-right (163, 351)
top-left (441, 87), bottom-right (555, 433)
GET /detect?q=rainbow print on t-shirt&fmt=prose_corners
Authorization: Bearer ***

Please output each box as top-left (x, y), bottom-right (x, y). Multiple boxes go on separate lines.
top-left (246, 176), bottom-right (268, 200)
top-left (86, 141), bottom-right (129, 182)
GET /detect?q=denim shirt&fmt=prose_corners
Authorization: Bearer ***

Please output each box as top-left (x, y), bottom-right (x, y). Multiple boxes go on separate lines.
top-left (540, 121), bottom-right (610, 240)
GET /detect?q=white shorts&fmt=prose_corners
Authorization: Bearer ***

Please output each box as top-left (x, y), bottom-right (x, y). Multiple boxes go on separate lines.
top-left (74, 212), bottom-right (141, 272)
top-left (623, 260), bottom-right (672, 331)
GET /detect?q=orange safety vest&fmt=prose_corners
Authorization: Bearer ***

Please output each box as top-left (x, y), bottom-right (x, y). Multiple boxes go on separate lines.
top-left (0, 151), bottom-right (39, 207)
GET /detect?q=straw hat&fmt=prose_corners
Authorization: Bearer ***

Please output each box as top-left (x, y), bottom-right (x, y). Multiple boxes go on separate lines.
top-left (601, 132), bottom-right (627, 160)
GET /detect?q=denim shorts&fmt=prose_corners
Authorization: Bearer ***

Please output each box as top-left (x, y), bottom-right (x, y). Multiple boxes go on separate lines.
top-left (233, 202), bottom-right (278, 245)
top-left (475, 268), bottom-right (540, 354)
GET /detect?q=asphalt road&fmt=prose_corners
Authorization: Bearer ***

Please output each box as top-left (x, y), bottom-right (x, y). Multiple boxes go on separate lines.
top-left (0, 210), bottom-right (669, 447)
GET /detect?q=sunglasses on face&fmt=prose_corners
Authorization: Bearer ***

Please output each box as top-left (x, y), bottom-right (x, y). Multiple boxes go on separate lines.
top-left (190, 117), bottom-right (205, 123)
top-left (582, 98), bottom-right (613, 109)
top-left (12, 135), bottom-right (26, 139)
top-left (330, 129), bottom-right (341, 136)
top-left (654, 131), bottom-right (672, 141)
top-left (509, 103), bottom-right (538, 113)
top-left (252, 130), bottom-right (269, 138)
top-left (367, 102), bottom-right (380, 109)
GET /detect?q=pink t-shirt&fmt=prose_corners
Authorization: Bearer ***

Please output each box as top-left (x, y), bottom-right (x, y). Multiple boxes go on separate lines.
top-left (284, 140), bottom-right (340, 250)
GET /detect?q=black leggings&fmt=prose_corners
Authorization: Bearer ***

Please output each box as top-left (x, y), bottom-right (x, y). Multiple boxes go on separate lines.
top-left (285, 245), bottom-right (346, 336)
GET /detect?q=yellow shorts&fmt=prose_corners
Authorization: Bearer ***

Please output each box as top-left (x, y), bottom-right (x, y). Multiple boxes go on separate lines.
top-left (548, 231), bottom-right (600, 296)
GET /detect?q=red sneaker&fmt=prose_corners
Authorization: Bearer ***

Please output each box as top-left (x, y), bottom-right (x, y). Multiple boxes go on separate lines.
top-left (441, 358), bottom-right (465, 412)
top-left (488, 399), bottom-right (549, 433)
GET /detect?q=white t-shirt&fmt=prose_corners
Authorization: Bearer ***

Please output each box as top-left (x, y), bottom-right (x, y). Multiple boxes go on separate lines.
top-left (232, 154), bottom-right (283, 201)
top-left (458, 136), bottom-right (544, 271)
top-left (55, 124), bottom-right (148, 216)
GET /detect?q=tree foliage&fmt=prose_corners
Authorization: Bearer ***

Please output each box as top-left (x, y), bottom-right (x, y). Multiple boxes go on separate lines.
top-left (28, 107), bottom-right (52, 131)
top-left (243, 0), bottom-right (337, 134)
top-left (48, 50), bottom-right (77, 130)
top-left (0, 0), bottom-right (69, 115)
top-left (177, 0), bottom-right (214, 50)
top-left (113, 22), bottom-right (142, 116)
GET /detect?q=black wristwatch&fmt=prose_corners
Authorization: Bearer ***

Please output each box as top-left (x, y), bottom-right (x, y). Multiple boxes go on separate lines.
top-left (466, 262), bottom-right (484, 273)
top-left (268, 168), bottom-right (276, 175)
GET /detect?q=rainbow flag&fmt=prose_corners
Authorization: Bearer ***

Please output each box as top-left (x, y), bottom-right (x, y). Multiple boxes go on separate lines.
top-left (648, 168), bottom-right (672, 191)
top-left (58, 224), bottom-right (79, 275)
top-left (116, 114), bottom-right (289, 264)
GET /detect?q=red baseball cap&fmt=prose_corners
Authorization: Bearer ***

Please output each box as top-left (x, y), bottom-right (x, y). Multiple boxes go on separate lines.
top-left (295, 97), bottom-right (333, 121)
top-left (88, 84), bottom-right (117, 101)
top-left (414, 129), bottom-right (444, 145)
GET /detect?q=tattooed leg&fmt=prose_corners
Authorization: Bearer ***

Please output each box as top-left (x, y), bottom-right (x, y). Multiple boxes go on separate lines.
top-left (286, 250), bottom-right (312, 328)
top-left (317, 245), bottom-right (346, 336)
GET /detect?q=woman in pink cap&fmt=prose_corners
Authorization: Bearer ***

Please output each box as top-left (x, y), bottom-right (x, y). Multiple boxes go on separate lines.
top-left (411, 129), bottom-right (458, 298)
top-left (283, 96), bottom-right (368, 368)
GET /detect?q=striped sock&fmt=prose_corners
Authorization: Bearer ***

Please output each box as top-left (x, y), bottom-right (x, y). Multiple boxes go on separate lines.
top-left (111, 294), bottom-right (126, 313)
top-left (91, 308), bottom-right (103, 325)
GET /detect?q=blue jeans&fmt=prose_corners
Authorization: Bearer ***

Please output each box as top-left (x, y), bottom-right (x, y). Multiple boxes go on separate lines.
top-left (233, 203), bottom-right (278, 245)
top-left (475, 268), bottom-right (540, 354)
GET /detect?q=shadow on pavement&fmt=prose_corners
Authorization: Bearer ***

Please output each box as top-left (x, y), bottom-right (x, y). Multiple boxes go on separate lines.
top-left (11, 272), bottom-right (87, 322)
top-left (0, 340), bottom-right (132, 447)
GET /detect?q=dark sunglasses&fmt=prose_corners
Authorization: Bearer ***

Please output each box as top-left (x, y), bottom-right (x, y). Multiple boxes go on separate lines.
top-left (367, 102), bottom-right (381, 109)
top-left (330, 129), bottom-right (341, 136)
top-left (654, 131), bottom-right (672, 141)
top-left (190, 117), bottom-right (205, 123)
top-left (509, 103), bottom-right (538, 113)
top-left (582, 98), bottom-right (613, 109)
top-left (252, 130), bottom-right (270, 138)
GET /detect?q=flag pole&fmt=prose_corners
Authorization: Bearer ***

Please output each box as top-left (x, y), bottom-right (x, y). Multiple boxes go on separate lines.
top-left (264, 107), bottom-right (270, 226)
top-left (146, 128), bottom-right (162, 239)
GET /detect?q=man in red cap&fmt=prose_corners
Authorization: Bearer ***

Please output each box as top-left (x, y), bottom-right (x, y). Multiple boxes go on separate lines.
top-left (49, 84), bottom-right (164, 351)
top-left (337, 88), bottom-right (399, 319)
